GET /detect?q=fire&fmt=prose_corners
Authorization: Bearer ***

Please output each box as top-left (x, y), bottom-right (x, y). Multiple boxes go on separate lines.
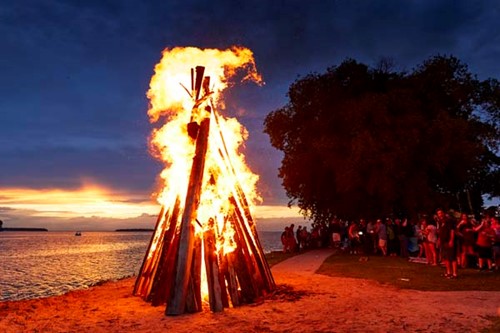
top-left (135, 46), bottom-right (274, 315)
top-left (147, 46), bottom-right (262, 260)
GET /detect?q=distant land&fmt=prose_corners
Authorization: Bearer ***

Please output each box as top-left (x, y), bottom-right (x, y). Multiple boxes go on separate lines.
top-left (0, 227), bottom-right (48, 232)
top-left (115, 228), bottom-right (154, 232)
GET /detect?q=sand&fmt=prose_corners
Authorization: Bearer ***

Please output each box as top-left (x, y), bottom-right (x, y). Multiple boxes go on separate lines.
top-left (1, 249), bottom-right (499, 332)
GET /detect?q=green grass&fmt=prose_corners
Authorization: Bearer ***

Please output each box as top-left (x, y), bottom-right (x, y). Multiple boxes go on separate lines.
top-left (264, 251), bottom-right (301, 267)
top-left (316, 253), bottom-right (500, 291)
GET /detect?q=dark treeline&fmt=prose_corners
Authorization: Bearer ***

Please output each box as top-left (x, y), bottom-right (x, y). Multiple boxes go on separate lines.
top-left (265, 55), bottom-right (500, 224)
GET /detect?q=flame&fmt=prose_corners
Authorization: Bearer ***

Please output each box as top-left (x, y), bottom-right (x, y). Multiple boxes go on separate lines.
top-left (146, 46), bottom-right (262, 262)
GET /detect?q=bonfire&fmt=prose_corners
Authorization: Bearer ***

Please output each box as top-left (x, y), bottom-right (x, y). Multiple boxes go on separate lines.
top-left (133, 47), bottom-right (275, 316)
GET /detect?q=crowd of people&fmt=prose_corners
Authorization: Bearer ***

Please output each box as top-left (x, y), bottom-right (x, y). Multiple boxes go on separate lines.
top-left (281, 209), bottom-right (500, 279)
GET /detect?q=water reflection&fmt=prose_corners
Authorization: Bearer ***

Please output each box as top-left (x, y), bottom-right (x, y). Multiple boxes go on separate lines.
top-left (0, 232), bottom-right (150, 301)
top-left (0, 231), bottom-right (281, 301)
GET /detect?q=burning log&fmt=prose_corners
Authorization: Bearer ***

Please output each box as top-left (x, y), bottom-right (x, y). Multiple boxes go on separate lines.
top-left (203, 218), bottom-right (224, 312)
top-left (149, 197), bottom-right (181, 306)
top-left (167, 116), bottom-right (211, 316)
top-left (185, 235), bottom-right (203, 313)
top-left (133, 205), bottom-right (165, 296)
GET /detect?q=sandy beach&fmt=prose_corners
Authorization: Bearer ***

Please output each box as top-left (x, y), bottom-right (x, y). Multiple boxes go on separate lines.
top-left (1, 249), bottom-right (499, 332)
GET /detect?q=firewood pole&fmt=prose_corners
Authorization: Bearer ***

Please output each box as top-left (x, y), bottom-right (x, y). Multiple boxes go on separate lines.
top-left (211, 110), bottom-right (275, 290)
top-left (166, 115), bottom-right (210, 316)
top-left (133, 205), bottom-right (165, 295)
top-left (149, 197), bottom-right (181, 306)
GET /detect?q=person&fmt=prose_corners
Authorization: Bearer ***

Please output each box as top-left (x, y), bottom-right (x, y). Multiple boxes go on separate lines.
top-left (310, 225), bottom-right (321, 248)
top-left (366, 219), bottom-right (377, 254)
top-left (348, 221), bottom-right (361, 254)
top-left (415, 219), bottom-right (424, 258)
top-left (436, 209), bottom-right (458, 278)
top-left (376, 219), bottom-right (388, 256)
top-left (288, 224), bottom-right (297, 252)
top-left (296, 226), bottom-right (303, 251)
top-left (474, 216), bottom-right (495, 271)
top-left (422, 218), bottom-right (438, 266)
top-left (456, 213), bottom-right (475, 268)
top-left (399, 218), bottom-right (411, 258)
top-left (491, 214), bottom-right (500, 271)
top-left (386, 218), bottom-right (399, 256)
top-left (330, 218), bottom-right (342, 249)
top-left (281, 227), bottom-right (289, 253)
top-left (300, 226), bottom-right (309, 250)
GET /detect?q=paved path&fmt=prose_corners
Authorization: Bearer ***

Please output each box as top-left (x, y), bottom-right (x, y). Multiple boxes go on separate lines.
top-left (271, 249), bottom-right (334, 276)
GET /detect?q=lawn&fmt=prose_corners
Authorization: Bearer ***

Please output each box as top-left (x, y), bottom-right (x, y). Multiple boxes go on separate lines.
top-left (316, 253), bottom-right (500, 292)
top-left (264, 251), bottom-right (300, 267)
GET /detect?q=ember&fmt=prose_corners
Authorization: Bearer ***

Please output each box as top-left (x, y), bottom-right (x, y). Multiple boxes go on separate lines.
top-left (134, 47), bottom-right (275, 316)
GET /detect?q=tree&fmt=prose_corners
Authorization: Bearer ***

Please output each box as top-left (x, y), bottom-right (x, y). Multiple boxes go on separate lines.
top-left (264, 56), bottom-right (500, 222)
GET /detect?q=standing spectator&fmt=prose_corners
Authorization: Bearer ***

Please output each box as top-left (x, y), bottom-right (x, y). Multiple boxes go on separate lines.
top-left (436, 209), bottom-right (458, 279)
top-left (296, 226), bottom-right (303, 251)
top-left (281, 227), bottom-right (290, 253)
top-left (399, 218), bottom-right (411, 258)
top-left (474, 216), bottom-right (495, 271)
top-left (456, 214), bottom-right (475, 268)
top-left (288, 224), bottom-right (297, 252)
top-left (415, 219), bottom-right (425, 258)
top-left (310, 226), bottom-right (321, 248)
top-left (491, 215), bottom-right (500, 271)
top-left (348, 221), bottom-right (361, 254)
top-left (330, 218), bottom-right (342, 248)
top-left (366, 220), bottom-right (377, 254)
top-left (300, 226), bottom-right (310, 250)
top-left (376, 219), bottom-right (388, 256)
top-left (422, 219), bottom-right (438, 266)
top-left (386, 218), bottom-right (399, 256)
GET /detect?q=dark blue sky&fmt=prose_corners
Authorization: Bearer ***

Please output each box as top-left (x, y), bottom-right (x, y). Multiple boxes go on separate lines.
top-left (1, 0), bottom-right (500, 207)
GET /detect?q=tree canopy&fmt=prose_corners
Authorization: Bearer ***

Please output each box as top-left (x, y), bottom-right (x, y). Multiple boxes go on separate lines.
top-left (264, 56), bottom-right (500, 222)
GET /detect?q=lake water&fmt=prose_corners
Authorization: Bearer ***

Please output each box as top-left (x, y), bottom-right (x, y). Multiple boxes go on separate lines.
top-left (0, 231), bottom-right (281, 302)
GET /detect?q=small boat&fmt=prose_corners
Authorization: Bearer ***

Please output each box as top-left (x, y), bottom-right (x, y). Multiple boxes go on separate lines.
top-left (75, 231), bottom-right (82, 236)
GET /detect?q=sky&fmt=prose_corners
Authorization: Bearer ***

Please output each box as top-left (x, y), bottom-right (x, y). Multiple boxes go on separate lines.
top-left (1, 0), bottom-right (499, 231)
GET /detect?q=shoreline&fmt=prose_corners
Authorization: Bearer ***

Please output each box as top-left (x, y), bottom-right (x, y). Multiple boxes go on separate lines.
top-left (1, 250), bottom-right (499, 332)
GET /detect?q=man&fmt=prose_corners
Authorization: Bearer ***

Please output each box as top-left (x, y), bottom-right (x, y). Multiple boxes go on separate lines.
top-left (376, 219), bottom-right (388, 256)
top-left (436, 209), bottom-right (458, 279)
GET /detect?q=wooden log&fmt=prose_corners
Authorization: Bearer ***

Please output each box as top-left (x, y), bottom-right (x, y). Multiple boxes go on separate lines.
top-left (217, 251), bottom-right (230, 309)
top-left (224, 251), bottom-right (240, 307)
top-left (194, 66), bottom-right (205, 101)
top-left (134, 206), bottom-right (165, 296)
top-left (203, 218), bottom-right (224, 312)
top-left (185, 235), bottom-right (202, 313)
top-left (136, 206), bottom-right (173, 298)
top-left (211, 108), bottom-right (275, 291)
top-left (166, 117), bottom-right (211, 316)
top-left (152, 217), bottom-right (181, 305)
top-left (149, 198), bottom-right (181, 306)
top-left (228, 218), bottom-right (259, 303)
top-left (229, 201), bottom-right (266, 288)
top-left (230, 196), bottom-right (275, 292)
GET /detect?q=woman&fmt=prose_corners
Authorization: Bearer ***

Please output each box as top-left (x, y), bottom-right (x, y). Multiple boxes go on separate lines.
top-left (348, 221), bottom-right (361, 254)
top-left (474, 217), bottom-right (495, 271)
top-left (456, 214), bottom-right (475, 268)
top-left (422, 219), bottom-right (438, 266)
top-left (491, 216), bottom-right (500, 271)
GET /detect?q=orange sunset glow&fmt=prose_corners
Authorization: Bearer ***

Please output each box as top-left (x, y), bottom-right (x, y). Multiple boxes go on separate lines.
top-left (0, 185), bottom-right (303, 224)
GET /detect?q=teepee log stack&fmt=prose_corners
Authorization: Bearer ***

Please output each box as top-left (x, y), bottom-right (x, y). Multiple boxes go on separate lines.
top-left (134, 65), bottom-right (275, 316)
